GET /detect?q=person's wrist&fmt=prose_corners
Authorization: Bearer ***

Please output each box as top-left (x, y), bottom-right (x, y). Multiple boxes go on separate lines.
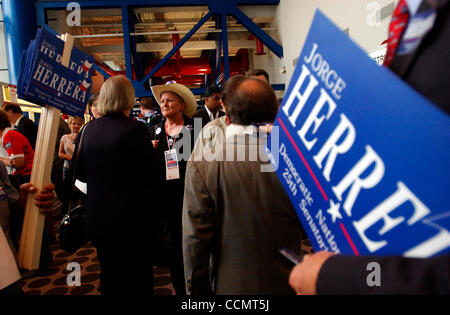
top-left (315, 253), bottom-right (338, 295)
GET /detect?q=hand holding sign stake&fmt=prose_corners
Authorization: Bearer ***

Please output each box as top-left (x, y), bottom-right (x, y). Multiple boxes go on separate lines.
top-left (17, 34), bottom-right (72, 270)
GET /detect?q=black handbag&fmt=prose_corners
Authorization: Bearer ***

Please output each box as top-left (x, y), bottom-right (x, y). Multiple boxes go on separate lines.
top-left (7, 174), bottom-right (22, 191)
top-left (58, 204), bottom-right (87, 252)
top-left (58, 126), bottom-right (88, 252)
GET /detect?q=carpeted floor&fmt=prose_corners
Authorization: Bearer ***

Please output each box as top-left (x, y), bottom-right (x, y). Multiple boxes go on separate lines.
top-left (19, 208), bottom-right (312, 295)
top-left (21, 240), bottom-right (175, 295)
top-left (21, 240), bottom-right (312, 295)
top-left (19, 207), bottom-right (175, 296)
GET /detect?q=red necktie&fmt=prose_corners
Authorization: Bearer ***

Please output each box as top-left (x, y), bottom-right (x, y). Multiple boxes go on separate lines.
top-left (383, 0), bottom-right (410, 67)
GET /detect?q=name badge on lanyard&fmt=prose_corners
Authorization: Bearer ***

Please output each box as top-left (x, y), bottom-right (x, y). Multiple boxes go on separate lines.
top-left (165, 129), bottom-right (181, 180)
top-left (165, 149), bottom-right (180, 180)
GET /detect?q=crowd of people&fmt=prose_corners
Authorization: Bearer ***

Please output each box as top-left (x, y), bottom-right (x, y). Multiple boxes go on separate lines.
top-left (0, 103), bottom-right (59, 294)
top-left (68, 60), bottom-right (449, 296)
top-left (61, 69), bottom-right (307, 295)
top-left (0, 92), bottom-right (103, 293)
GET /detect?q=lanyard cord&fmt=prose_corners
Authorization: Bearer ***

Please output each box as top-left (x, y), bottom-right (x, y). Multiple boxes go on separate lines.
top-left (166, 133), bottom-right (178, 150)
top-left (165, 124), bottom-right (183, 150)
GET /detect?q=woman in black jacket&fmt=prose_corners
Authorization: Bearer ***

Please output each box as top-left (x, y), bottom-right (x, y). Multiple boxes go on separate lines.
top-left (76, 75), bottom-right (158, 295)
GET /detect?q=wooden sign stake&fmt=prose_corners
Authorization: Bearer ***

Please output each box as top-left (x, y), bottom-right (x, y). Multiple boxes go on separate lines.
top-left (18, 33), bottom-right (73, 270)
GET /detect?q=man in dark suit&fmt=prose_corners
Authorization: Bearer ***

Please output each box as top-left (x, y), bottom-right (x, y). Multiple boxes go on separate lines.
top-left (387, 0), bottom-right (449, 114)
top-left (193, 85), bottom-right (224, 128)
top-left (2, 103), bottom-right (38, 149)
top-left (288, 0), bottom-right (449, 295)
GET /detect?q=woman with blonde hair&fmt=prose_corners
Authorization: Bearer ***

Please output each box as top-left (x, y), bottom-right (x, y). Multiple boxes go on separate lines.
top-left (76, 75), bottom-right (158, 295)
top-left (59, 116), bottom-right (83, 179)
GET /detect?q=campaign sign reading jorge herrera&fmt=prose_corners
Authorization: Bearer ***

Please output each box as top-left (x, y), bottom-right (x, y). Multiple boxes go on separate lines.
top-left (18, 27), bottom-right (94, 117)
top-left (267, 10), bottom-right (449, 257)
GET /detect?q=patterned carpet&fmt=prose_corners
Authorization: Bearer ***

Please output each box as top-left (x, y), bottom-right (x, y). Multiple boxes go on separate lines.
top-left (18, 211), bottom-right (311, 295)
top-left (21, 240), bottom-right (175, 295)
top-left (21, 241), bottom-right (312, 295)
top-left (18, 207), bottom-right (175, 295)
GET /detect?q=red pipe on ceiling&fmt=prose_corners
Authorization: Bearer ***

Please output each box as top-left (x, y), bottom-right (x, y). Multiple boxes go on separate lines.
top-left (145, 54), bottom-right (249, 78)
top-left (96, 51), bottom-right (250, 85)
top-left (255, 38), bottom-right (266, 55)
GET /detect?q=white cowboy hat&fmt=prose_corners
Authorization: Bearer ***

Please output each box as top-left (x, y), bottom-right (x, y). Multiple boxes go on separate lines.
top-left (151, 82), bottom-right (197, 118)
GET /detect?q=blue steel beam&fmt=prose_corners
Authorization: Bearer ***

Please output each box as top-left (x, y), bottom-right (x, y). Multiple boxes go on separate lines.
top-left (139, 11), bottom-right (213, 85)
top-left (192, 87), bottom-right (206, 95)
top-left (121, 5), bottom-right (134, 81)
top-left (40, 23), bottom-right (58, 36)
top-left (221, 13), bottom-right (230, 80)
top-left (135, 90), bottom-right (153, 97)
top-left (35, 0), bottom-right (47, 28)
top-left (271, 84), bottom-right (285, 91)
top-left (35, 0), bottom-right (283, 91)
top-left (93, 64), bottom-right (112, 79)
top-left (36, 0), bottom-right (280, 10)
top-left (214, 14), bottom-right (223, 83)
top-left (230, 7), bottom-right (283, 58)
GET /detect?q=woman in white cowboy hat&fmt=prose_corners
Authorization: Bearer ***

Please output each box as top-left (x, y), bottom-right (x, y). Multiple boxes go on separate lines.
top-left (149, 82), bottom-right (197, 296)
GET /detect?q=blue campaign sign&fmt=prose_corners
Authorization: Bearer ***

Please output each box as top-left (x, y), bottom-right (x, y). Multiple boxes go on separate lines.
top-left (268, 10), bottom-right (450, 258)
top-left (18, 28), bottom-right (94, 117)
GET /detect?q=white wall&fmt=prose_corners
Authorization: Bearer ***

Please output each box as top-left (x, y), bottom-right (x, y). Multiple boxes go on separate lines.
top-left (247, 0), bottom-right (396, 96)
top-left (239, 5), bottom-right (285, 92)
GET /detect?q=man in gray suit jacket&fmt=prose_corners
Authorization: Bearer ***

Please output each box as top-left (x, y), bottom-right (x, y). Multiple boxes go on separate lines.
top-left (183, 76), bottom-right (304, 295)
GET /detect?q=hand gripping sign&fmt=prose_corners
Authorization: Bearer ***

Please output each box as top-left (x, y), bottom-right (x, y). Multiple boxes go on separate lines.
top-left (268, 10), bottom-right (449, 258)
top-left (17, 29), bottom-right (94, 270)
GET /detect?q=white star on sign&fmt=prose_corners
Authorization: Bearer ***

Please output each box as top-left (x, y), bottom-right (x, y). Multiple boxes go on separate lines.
top-left (327, 200), bottom-right (342, 223)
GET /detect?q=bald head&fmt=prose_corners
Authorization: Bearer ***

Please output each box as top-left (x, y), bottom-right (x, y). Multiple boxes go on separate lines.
top-left (225, 77), bottom-right (278, 125)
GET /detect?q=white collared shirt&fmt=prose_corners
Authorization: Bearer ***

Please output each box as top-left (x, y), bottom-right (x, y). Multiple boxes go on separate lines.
top-left (205, 106), bottom-right (219, 121)
top-left (225, 124), bottom-right (258, 138)
top-left (398, 0), bottom-right (437, 55)
top-left (406, 0), bottom-right (423, 15)
top-left (13, 115), bottom-right (24, 129)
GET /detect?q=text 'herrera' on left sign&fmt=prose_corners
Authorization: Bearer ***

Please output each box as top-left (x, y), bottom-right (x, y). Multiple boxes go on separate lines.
top-left (18, 28), bottom-right (94, 117)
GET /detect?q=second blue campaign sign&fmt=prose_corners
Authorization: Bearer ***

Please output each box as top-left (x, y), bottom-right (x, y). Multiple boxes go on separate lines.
top-left (18, 27), bottom-right (94, 117)
top-left (267, 10), bottom-right (450, 257)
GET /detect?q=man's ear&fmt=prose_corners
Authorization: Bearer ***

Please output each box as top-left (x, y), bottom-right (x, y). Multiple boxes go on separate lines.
top-left (180, 102), bottom-right (185, 113)
top-left (225, 115), bottom-right (231, 126)
top-left (220, 100), bottom-right (226, 114)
